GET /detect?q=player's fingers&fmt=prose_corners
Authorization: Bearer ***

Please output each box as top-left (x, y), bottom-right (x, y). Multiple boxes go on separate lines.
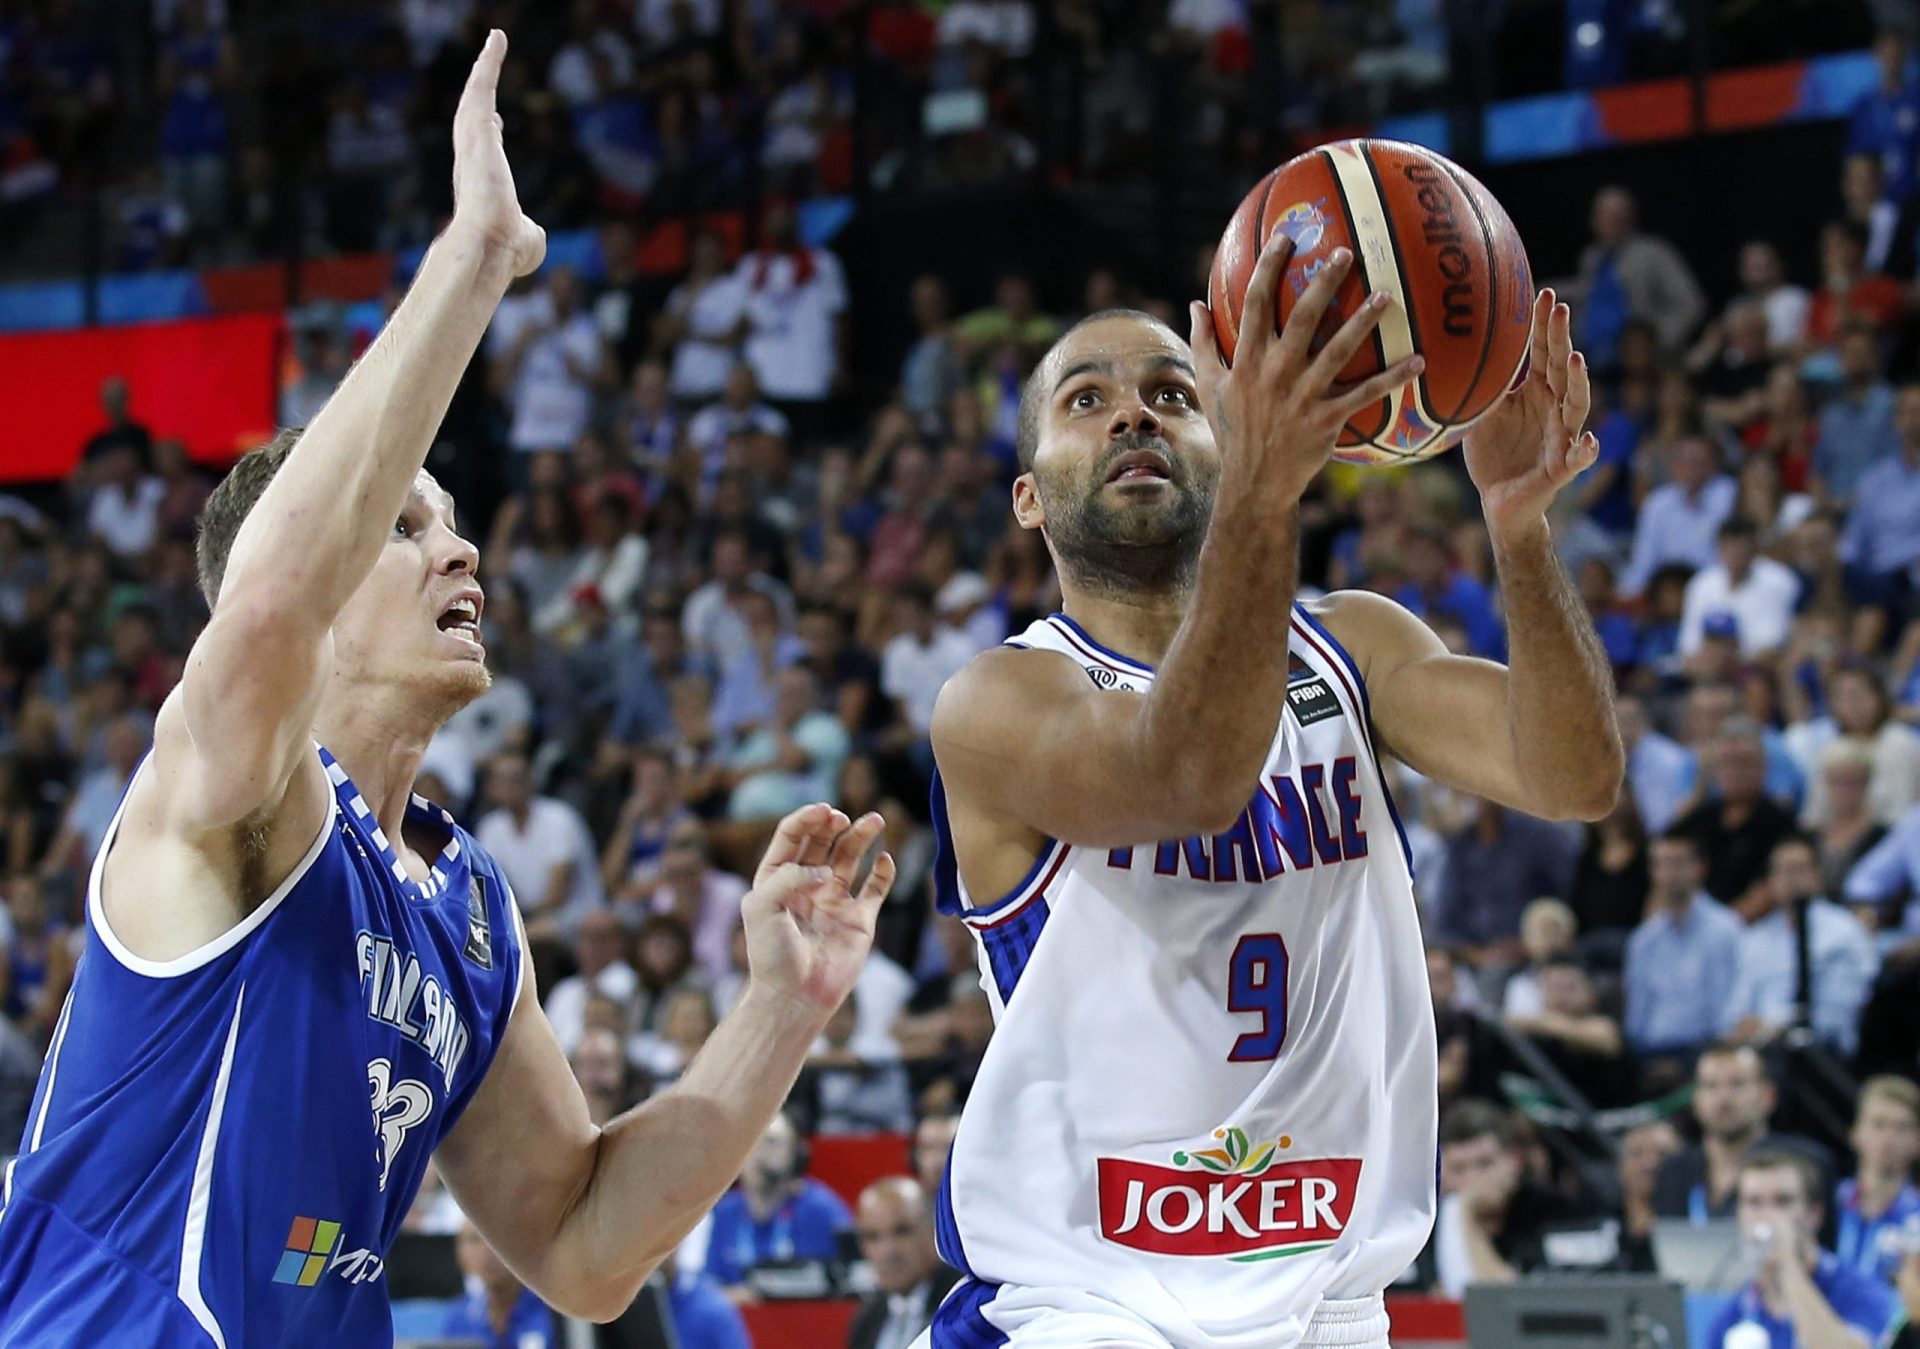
top-left (828, 812), bottom-right (885, 889)
top-left (1527, 288), bottom-right (1553, 380)
top-left (1328, 355), bottom-right (1425, 421)
top-left (1303, 290), bottom-right (1391, 393)
top-left (1274, 248), bottom-right (1354, 371)
top-left (1546, 301), bottom-right (1572, 402)
top-left (457, 29), bottom-right (507, 128)
top-left (1237, 233), bottom-right (1296, 360)
top-left (754, 802), bottom-right (834, 884)
top-left (1564, 349), bottom-right (1592, 435)
top-left (745, 863), bottom-right (831, 916)
top-left (1190, 301), bottom-right (1225, 391)
top-left (857, 851), bottom-right (897, 909)
top-left (799, 809), bottom-right (852, 869)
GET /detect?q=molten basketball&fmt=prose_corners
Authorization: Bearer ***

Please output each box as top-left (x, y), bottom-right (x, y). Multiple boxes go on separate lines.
top-left (1207, 138), bottom-right (1534, 465)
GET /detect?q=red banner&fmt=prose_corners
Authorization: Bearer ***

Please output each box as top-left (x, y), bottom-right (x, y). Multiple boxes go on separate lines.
top-left (0, 312), bottom-right (282, 482)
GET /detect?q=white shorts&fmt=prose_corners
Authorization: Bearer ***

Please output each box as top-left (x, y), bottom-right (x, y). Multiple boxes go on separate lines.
top-left (913, 1286), bottom-right (1391, 1348)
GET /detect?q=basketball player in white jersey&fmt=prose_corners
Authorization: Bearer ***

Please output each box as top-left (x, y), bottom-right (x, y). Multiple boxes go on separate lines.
top-left (922, 235), bottom-right (1623, 1349)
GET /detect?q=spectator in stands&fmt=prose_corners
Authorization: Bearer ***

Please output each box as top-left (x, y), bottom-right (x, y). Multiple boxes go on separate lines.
top-left (1846, 801), bottom-right (1920, 933)
top-left (797, 993), bottom-right (914, 1135)
top-left (1794, 664), bottom-right (1920, 831)
top-left (473, 751), bottom-right (605, 940)
top-left (1811, 740), bottom-right (1890, 906)
top-left (1504, 955), bottom-right (1632, 1106)
top-left (656, 227), bottom-right (744, 407)
top-left (569, 1024), bottom-right (639, 1127)
top-left (1622, 437), bottom-right (1736, 596)
top-left (1654, 1043), bottom-right (1834, 1222)
top-left (1842, 382), bottom-right (1920, 630)
top-left (1395, 527), bottom-right (1504, 659)
top-left (1614, 1119), bottom-right (1683, 1272)
top-left (1624, 830), bottom-right (1743, 1061)
top-left (1674, 718), bottom-right (1799, 910)
top-left (1428, 1099), bottom-right (1570, 1296)
top-left (725, 666), bottom-right (851, 821)
top-left (1722, 835), bottom-right (1879, 1055)
top-left (79, 376), bottom-right (152, 473)
top-left (1834, 1075), bottom-right (1920, 1284)
top-left (491, 266), bottom-right (613, 462)
top-left (1573, 185), bottom-right (1706, 366)
top-left (1, 874), bottom-right (72, 1043)
top-left (685, 366), bottom-right (790, 497)
top-left (734, 202), bottom-right (848, 441)
top-left (847, 1177), bottom-right (958, 1349)
top-left (1849, 29), bottom-right (1920, 210)
top-left (901, 276), bottom-right (966, 436)
top-left (640, 824), bottom-right (749, 984)
top-left (1815, 324), bottom-right (1902, 505)
top-left (1808, 221), bottom-right (1908, 352)
top-left (1432, 798), bottom-right (1576, 971)
top-left (84, 443), bottom-right (166, 565)
top-left (683, 530), bottom-right (796, 674)
top-left (1500, 898), bottom-right (1578, 1018)
top-left (1570, 790), bottom-right (1652, 937)
top-left (954, 273), bottom-right (1059, 370)
top-left (1736, 240), bottom-right (1812, 354)
top-left (881, 581), bottom-right (977, 753)
top-left (1618, 694), bottom-right (1691, 835)
top-left (442, 1221), bottom-right (553, 1347)
top-left (706, 1111), bottom-right (856, 1301)
top-left (545, 909), bottom-right (638, 1055)
top-left (1678, 517), bottom-right (1801, 660)
top-left (633, 985), bottom-right (718, 1086)
top-left (1704, 1150), bottom-right (1901, 1349)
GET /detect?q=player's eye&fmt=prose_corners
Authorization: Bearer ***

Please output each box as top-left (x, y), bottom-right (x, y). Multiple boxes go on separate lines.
top-left (1069, 389), bottom-right (1100, 410)
top-left (393, 516), bottom-right (413, 539)
top-left (1158, 386), bottom-right (1195, 408)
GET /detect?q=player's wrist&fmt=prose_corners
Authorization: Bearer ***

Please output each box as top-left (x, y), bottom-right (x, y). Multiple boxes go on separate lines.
top-left (737, 978), bottom-right (839, 1035)
top-left (438, 216), bottom-right (526, 293)
top-left (1486, 513), bottom-right (1552, 559)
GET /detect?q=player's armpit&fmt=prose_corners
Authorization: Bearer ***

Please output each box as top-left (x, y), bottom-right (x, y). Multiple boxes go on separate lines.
top-left (931, 645), bottom-right (1251, 852)
top-left (1309, 589), bottom-right (1538, 813)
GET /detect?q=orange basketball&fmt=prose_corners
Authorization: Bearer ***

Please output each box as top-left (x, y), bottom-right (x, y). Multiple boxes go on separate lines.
top-left (1207, 139), bottom-right (1534, 465)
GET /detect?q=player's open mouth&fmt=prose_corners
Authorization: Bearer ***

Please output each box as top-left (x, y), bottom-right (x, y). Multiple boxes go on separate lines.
top-left (435, 591), bottom-right (485, 646)
top-left (1106, 450), bottom-right (1172, 484)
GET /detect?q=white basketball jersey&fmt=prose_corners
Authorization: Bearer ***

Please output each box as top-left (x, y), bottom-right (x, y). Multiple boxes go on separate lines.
top-left (930, 607), bottom-right (1437, 1348)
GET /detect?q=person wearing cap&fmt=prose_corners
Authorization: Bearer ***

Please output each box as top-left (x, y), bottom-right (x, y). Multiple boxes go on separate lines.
top-left (935, 570), bottom-right (1004, 653)
top-left (1679, 517), bottom-right (1802, 659)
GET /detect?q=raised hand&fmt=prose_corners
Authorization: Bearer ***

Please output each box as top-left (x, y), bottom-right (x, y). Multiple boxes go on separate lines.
top-left (450, 30), bottom-right (545, 278)
top-left (1190, 238), bottom-right (1424, 501)
top-left (1463, 289), bottom-right (1595, 539)
top-left (741, 803), bottom-right (896, 1017)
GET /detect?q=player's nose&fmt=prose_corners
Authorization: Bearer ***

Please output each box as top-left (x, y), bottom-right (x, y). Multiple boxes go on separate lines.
top-left (437, 530), bottom-right (480, 577)
top-left (1108, 399), bottom-right (1162, 439)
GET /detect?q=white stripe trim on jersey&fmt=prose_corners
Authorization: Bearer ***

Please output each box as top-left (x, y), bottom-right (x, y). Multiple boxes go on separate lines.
top-left (178, 983), bottom-right (245, 1349)
top-left (26, 989), bottom-right (75, 1153)
top-left (1044, 615), bottom-right (1154, 678)
top-left (962, 840), bottom-right (1071, 931)
top-left (1288, 608), bottom-right (1379, 765)
top-left (88, 754), bottom-right (339, 979)
top-left (507, 881), bottom-right (530, 1010)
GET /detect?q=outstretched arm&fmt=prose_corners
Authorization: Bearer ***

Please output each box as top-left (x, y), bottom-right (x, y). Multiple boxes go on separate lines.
top-left (1334, 292), bottom-right (1623, 822)
top-left (169, 32), bottom-right (545, 835)
top-left (436, 805), bottom-right (895, 1322)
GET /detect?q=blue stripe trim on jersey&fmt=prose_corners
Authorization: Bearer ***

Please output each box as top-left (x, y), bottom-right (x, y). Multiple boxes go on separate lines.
top-left (933, 1155), bottom-right (976, 1278)
top-left (930, 1277), bottom-right (1008, 1348)
top-left (1046, 612), bottom-right (1155, 676)
top-left (1291, 604), bottom-right (1416, 876)
top-left (979, 898), bottom-right (1052, 1004)
top-left (929, 772), bottom-right (1062, 921)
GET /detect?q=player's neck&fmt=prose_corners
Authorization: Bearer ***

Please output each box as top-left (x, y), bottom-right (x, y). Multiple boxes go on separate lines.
top-left (1056, 585), bottom-right (1185, 669)
top-left (312, 686), bottom-right (436, 846)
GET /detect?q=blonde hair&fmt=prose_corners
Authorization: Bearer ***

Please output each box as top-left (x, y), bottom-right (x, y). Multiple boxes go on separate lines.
top-left (1859, 1075), bottom-right (1920, 1126)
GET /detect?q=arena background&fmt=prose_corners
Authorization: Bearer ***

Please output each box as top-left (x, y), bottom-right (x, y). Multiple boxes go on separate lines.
top-left (1, 0), bottom-right (1919, 1345)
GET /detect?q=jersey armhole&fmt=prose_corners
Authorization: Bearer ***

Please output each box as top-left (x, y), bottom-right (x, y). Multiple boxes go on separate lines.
top-left (504, 881), bottom-right (530, 1011)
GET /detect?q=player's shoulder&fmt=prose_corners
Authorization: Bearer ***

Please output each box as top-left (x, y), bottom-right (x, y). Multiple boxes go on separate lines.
top-left (931, 642), bottom-right (1097, 740)
top-left (1300, 588), bottom-right (1438, 679)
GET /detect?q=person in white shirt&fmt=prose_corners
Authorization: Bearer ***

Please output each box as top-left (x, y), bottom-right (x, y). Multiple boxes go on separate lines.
top-left (1623, 436), bottom-right (1738, 595)
top-left (85, 445), bottom-right (167, 561)
top-left (489, 266), bottom-right (612, 457)
top-left (1723, 835), bottom-right (1879, 1055)
top-left (1619, 694), bottom-right (1693, 834)
top-left (659, 227), bottom-right (744, 405)
top-left (1789, 664), bottom-right (1920, 829)
top-left (473, 750), bottom-right (606, 938)
top-left (681, 530), bottom-right (796, 673)
top-left (1678, 517), bottom-right (1803, 658)
top-left (732, 203), bottom-right (847, 429)
top-left (881, 582), bottom-right (979, 741)
top-left (1736, 241), bottom-right (1811, 354)
top-left (543, 908), bottom-right (639, 1055)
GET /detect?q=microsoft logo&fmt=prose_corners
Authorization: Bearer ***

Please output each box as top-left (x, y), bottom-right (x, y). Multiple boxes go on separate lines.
top-left (272, 1215), bottom-right (341, 1287)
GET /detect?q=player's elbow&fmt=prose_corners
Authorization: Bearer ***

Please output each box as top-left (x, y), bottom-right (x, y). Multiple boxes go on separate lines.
top-left (540, 1259), bottom-right (663, 1324)
top-left (1537, 761), bottom-right (1624, 823)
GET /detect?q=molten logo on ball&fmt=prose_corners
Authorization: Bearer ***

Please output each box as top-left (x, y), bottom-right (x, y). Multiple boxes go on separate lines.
top-left (1404, 162), bottom-right (1474, 339)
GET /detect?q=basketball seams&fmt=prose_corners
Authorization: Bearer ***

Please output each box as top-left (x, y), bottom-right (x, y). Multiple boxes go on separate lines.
top-left (1237, 169), bottom-right (1278, 354)
top-left (1318, 147), bottom-right (1393, 442)
top-left (1358, 141), bottom-right (1430, 432)
top-left (1432, 155), bottom-right (1502, 425)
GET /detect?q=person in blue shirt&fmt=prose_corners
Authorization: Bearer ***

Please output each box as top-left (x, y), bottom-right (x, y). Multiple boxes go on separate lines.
top-left (1836, 1078), bottom-right (1920, 1285)
top-left (1850, 31), bottom-right (1920, 206)
top-left (706, 1110), bottom-right (855, 1294)
top-left (1393, 527), bottom-right (1506, 660)
top-left (1706, 1149), bottom-right (1903, 1349)
top-left (441, 1222), bottom-right (554, 1349)
top-left (666, 1259), bottom-right (751, 1349)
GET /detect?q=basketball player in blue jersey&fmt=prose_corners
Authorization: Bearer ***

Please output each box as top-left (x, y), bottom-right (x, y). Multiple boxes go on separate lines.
top-left (922, 241), bottom-right (1625, 1346)
top-left (0, 32), bottom-right (896, 1347)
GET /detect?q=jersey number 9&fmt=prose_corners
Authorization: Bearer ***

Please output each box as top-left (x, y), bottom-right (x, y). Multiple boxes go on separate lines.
top-left (1227, 933), bottom-right (1289, 1062)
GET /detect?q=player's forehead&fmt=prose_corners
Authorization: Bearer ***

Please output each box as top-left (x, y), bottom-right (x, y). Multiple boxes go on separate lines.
top-left (409, 470), bottom-right (460, 528)
top-left (1041, 316), bottom-right (1191, 392)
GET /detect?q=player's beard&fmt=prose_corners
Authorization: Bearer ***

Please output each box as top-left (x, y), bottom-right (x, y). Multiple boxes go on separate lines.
top-left (1038, 435), bottom-right (1217, 600)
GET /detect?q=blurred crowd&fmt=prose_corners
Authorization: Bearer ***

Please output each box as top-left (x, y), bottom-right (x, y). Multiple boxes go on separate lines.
top-left (7, 0), bottom-right (1920, 1344)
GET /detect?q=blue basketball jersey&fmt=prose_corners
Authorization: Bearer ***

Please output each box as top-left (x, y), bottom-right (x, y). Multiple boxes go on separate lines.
top-left (0, 744), bottom-right (525, 1347)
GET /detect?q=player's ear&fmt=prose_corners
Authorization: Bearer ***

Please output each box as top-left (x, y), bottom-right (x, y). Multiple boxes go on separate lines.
top-left (1012, 473), bottom-right (1045, 529)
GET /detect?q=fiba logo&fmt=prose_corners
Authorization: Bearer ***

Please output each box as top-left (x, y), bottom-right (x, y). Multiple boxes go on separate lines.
top-left (1086, 666), bottom-right (1119, 690)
